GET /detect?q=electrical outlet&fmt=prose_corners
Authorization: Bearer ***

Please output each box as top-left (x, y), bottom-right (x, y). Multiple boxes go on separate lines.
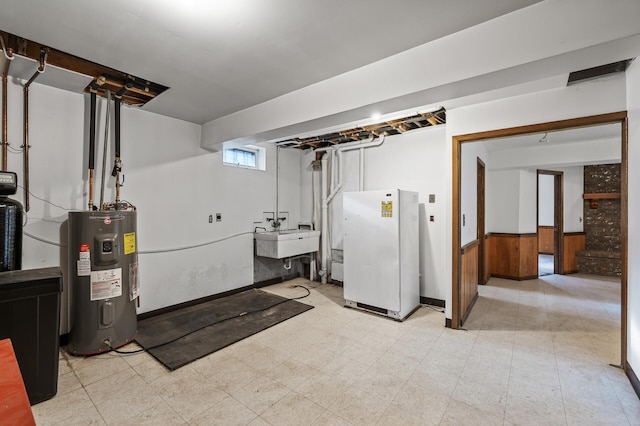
top-left (208, 215), bottom-right (213, 223)
top-left (429, 194), bottom-right (435, 203)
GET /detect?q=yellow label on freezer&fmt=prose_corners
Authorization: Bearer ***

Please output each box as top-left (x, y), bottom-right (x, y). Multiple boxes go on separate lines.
top-left (124, 232), bottom-right (136, 255)
top-left (381, 201), bottom-right (393, 218)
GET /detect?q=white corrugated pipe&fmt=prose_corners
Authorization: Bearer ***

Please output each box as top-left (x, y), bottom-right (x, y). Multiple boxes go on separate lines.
top-left (319, 135), bottom-right (385, 283)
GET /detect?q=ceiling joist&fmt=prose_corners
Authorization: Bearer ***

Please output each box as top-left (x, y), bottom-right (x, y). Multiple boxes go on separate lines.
top-left (278, 108), bottom-right (446, 150)
top-left (0, 29), bottom-right (168, 106)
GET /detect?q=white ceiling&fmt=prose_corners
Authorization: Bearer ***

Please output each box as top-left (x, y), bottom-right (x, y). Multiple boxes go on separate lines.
top-left (0, 0), bottom-right (543, 124)
top-left (482, 123), bottom-right (621, 152)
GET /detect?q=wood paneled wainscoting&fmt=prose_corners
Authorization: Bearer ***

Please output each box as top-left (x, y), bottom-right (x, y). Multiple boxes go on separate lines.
top-left (488, 233), bottom-right (538, 280)
top-left (563, 232), bottom-right (586, 274)
top-left (481, 234), bottom-right (490, 285)
top-left (460, 239), bottom-right (479, 324)
top-left (538, 226), bottom-right (555, 254)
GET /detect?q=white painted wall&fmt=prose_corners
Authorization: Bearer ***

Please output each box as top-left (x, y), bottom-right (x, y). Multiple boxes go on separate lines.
top-left (460, 143), bottom-right (489, 246)
top-left (487, 166), bottom-right (584, 235)
top-left (560, 166), bottom-right (585, 233)
top-left (486, 170), bottom-right (521, 234)
top-left (518, 169), bottom-right (538, 234)
top-left (446, 72), bottom-right (627, 320)
top-left (626, 59), bottom-right (640, 376)
top-left (539, 174), bottom-right (554, 226)
top-left (2, 78), bottom-right (301, 334)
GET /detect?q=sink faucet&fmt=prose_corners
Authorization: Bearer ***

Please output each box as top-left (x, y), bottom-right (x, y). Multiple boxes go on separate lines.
top-left (267, 217), bottom-right (287, 229)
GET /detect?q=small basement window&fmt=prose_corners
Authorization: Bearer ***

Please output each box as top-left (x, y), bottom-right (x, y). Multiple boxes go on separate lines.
top-left (222, 145), bottom-right (266, 170)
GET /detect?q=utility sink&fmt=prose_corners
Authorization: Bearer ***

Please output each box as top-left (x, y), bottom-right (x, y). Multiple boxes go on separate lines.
top-left (254, 229), bottom-right (320, 259)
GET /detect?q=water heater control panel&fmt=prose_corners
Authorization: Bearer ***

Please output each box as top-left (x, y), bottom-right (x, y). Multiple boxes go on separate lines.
top-left (0, 172), bottom-right (17, 196)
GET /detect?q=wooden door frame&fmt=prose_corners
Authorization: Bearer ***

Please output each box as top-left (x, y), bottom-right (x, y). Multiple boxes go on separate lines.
top-left (537, 169), bottom-right (564, 275)
top-left (477, 158), bottom-right (486, 285)
top-left (451, 111), bottom-right (628, 368)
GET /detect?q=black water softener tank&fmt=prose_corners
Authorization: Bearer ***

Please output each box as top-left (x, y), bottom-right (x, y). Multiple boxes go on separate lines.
top-left (0, 172), bottom-right (22, 271)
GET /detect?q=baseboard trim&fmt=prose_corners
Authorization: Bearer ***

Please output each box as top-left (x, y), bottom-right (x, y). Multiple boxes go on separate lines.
top-left (137, 283), bottom-right (256, 320)
top-left (253, 277), bottom-right (285, 288)
top-left (460, 292), bottom-right (479, 326)
top-left (420, 297), bottom-right (445, 308)
top-left (490, 273), bottom-right (539, 281)
top-left (626, 361), bottom-right (640, 399)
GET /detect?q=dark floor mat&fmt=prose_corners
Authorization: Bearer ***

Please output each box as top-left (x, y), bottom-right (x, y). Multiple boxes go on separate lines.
top-left (135, 288), bottom-right (313, 371)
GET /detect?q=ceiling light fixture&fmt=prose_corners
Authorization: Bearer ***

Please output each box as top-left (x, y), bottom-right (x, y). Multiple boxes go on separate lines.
top-left (539, 132), bottom-right (549, 143)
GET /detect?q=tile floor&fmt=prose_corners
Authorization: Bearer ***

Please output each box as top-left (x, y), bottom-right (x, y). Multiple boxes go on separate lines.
top-left (32, 274), bottom-right (640, 425)
top-left (538, 254), bottom-right (554, 276)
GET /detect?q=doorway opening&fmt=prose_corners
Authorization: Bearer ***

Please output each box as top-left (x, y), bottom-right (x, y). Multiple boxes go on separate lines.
top-left (451, 111), bottom-right (628, 368)
top-left (537, 170), bottom-right (564, 277)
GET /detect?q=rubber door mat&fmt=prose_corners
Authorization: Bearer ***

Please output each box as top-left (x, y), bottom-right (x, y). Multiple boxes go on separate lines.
top-left (135, 288), bottom-right (313, 371)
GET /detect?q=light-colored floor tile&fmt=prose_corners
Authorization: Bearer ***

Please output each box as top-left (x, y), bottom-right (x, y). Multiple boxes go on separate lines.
top-left (377, 401), bottom-right (431, 426)
top-left (295, 370), bottom-right (351, 409)
top-left (391, 379), bottom-right (450, 424)
top-left (56, 371), bottom-right (82, 396)
top-left (261, 392), bottom-right (326, 426)
top-left (189, 396), bottom-right (258, 426)
top-left (440, 398), bottom-right (506, 426)
top-left (84, 367), bottom-right (147, 405)
top-left (118, 401), bottom-right (186, 425)
top-left (163, 379), bottom-right (228, 421)
top-left (131, 358), bottom-right (171, 383)
top-left (51, 405), bottom-right (106, 426)
top-left (231, 374), bottom-right (291, 415)
top-left (95, 383), bottom-right (163, 425)
top-left (33, 275), bottom-right (640, 426)
top-left (148, 365), bottom-right (206, 399)
top-left (311, 410), bottom-right (351, 426)
top-left (350, 368), bottom-right (407, 403)
top-left (31, 387), bottom-right (95, 426)
top-left (328, 387), bottom-right (389, 425)
top-left (73, 356), bottom-right (132, 387)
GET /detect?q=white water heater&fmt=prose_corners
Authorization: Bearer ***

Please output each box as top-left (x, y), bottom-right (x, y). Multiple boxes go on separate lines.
top-left (343, 189), bottom-right (419, 320)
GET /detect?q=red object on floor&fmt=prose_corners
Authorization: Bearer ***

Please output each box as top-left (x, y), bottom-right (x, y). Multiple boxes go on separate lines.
top-left (0, 339), bottom-right (36, 426)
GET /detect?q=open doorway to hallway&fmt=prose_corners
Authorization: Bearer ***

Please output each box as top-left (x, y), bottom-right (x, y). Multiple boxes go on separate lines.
top-left (452, 112), bottom-right (627, 368)
top-left (537, 170), bottom-right (563, 277)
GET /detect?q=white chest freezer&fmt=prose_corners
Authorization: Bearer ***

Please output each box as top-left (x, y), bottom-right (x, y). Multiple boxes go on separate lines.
top-left (343, 189), bottom-right (419, 320)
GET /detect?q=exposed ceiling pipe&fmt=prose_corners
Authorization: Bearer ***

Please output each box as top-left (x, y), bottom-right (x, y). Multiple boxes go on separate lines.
top-left (1, 35), bottom-right (14, 172)
top-left (22, 48), bottom-right (47, 212)
top-left (115, 81), bottom-right (134, 100)
top-left (88, 91), bottom-right (97, 210)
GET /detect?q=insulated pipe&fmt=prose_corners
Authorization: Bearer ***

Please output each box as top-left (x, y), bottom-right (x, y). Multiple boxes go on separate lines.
top-left (22, 50), bottom-right (47, 212)
top-left (1, 40), bottom-right (13, 172)
top-left (112, 97), bottom-right (122, 205)
top-left (359, 148), bottom-right (365, 191)
top-left (99, 90), bottom-right (111, 210)
top-left (320, 152), bottom-right (329, 283)
top-left (326, 135), bottom-right (383, 205)
top-left (88, 91), bottom-right (97, 210)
